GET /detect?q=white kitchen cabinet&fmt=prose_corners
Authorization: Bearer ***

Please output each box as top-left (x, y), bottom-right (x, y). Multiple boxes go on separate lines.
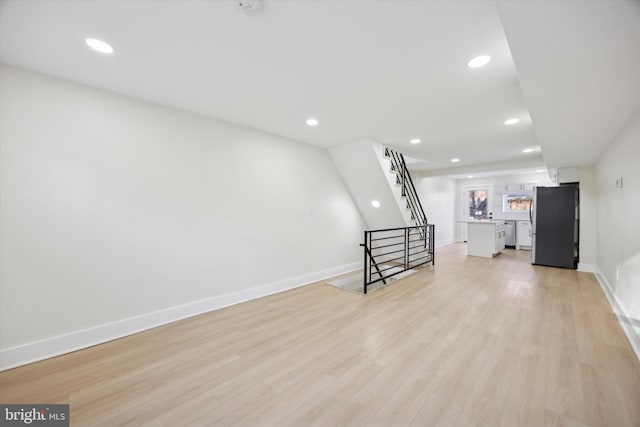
top-left (507, 183), bottom-right (535, 192)
top-left (496, 183), bottom-right (535, 193)
top-left (496, 224), bottom-right (506, 252)
top-left (465, 221), bottom-right (505, 258)
top-left (517, 220), bottom-right (532, 249)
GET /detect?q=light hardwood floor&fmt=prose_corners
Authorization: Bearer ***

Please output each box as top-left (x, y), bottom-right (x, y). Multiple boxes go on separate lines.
top-left (1, 244), bottom-right (639, 426)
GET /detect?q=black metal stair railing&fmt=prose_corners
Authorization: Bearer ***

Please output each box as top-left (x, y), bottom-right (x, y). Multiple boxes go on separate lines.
top-left (358, 146), bottom-right (434, 294)
top-left (360, 224), bottom-right (435, 294)
top-left (384, 146), bottom-right (428, 231)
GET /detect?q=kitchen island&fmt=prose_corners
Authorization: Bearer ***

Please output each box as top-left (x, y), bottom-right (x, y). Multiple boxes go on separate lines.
top-left (461, 220), bottom-right (506, 258)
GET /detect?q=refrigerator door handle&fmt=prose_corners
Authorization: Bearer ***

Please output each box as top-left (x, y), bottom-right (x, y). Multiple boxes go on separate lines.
top-left (530, 188), bottom-right (537, 264)
top-left (529, 197), bottom-right (533, 223)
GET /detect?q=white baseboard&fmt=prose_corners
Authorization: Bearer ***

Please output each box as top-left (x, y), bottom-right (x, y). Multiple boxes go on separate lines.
top-left (435, 239), bottom-right (455, 248)
top-left (594, 267), bottom-right (640, 362)
top-left (578, 263), bottom-right (595, 273)
top-left (0, 262), bottom-right (360, 371)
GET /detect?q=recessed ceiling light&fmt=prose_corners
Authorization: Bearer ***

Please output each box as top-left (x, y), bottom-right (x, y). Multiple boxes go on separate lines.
top-left (522, 148), bottom-right (534, 153)
top-left (371, 200), bottom-right (381, 208)
top-left (467, 175), bottom-right (474, 178)
top-left (85, 38), bottom-right (114, 54)
top-left (467, 55), bottom-right (491, 69)
top-left (410, 138), bottom-right (421, 144)
top-left (451, 158), bottom-right (460, 163)
top-left (504, 118), bottom-right (520, 125)
top-left (306, 118), bottom-right (319, 126)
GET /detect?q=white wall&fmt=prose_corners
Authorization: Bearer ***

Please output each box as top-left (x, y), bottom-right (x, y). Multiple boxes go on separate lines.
top-left (595, 110), bottom-right (640, 355)
top-left (415, 176), bottom-right (456, 247)
top-left (0, 65), bottom-right (365, 369)
top-left (579, 165), bottom-right (597, 271)
top-left (328, 140), bottom-right (406, 230)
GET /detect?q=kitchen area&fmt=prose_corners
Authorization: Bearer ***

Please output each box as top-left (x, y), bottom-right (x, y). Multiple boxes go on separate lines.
top-left (459, 218), bottom-right (532, 258)
top-left (453, 170), bottom-right (581, 269)
top-left (456, 174), bottom-right (544, 259)
top-left (414, 168), bottom-right (587, 269)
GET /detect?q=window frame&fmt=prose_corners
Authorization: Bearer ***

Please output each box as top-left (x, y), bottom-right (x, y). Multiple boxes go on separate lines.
top-left (502, 192), bottom-right (533, 213)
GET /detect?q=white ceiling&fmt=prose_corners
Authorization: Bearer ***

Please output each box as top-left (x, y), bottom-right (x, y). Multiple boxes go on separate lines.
top-left (1, 0), bottom-right (639, 174)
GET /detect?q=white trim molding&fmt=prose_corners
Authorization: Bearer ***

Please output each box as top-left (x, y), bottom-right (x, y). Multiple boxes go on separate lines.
top-left (578, 263), bottom-right (595, 273)
top-left (0, 262), bottom-right (360, 371)
top-left (435, 239), bottom-right (455, 248)
top-left (594, 267), bottom-right (640, 362)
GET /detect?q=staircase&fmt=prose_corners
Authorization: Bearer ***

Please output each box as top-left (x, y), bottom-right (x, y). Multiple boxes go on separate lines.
top-left (383, 146), bottom-right (428, 231)
top-left (359, 146), bottom-right (434, 293)
top-left (327, 139), bottom-right (434, 293)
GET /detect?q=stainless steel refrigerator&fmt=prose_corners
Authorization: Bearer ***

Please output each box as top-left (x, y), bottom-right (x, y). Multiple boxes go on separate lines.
top-left (530, 185), bottom-right (579, 269)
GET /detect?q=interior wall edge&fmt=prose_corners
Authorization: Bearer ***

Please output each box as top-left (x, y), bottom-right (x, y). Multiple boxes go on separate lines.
top-left (577, 263), bottom-right (595, 273)
top-left (594, 266), bottom-right (640, 362)
top-left (435, 239), bottom-right (455, 248)
top-left (0, 261), bottom-right (360, 371)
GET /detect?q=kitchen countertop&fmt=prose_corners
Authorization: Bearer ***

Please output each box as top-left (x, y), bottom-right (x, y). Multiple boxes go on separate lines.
top-left (464, 220), bottom-right (506, 257)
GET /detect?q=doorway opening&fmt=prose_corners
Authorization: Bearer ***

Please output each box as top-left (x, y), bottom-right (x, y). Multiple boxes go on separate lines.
top-left (460, 185), bottom-right (493, 241)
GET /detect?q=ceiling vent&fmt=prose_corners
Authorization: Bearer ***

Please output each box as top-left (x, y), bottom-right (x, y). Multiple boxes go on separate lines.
top-left (237, 0), bottom-right (262, 15)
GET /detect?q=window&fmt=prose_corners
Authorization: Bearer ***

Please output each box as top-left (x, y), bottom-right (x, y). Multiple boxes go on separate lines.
top-left (468, 189), bottom-right (489, 220)
top-left (503, 193), bottom-right (532, 212)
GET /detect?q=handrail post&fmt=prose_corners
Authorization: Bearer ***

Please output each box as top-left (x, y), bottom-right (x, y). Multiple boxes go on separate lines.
top-left (404, 228), bottom-right (409, 270)
top-left (362, 230), bottom-right (367, 294)
top-left (431, 224), bottom-right (435, 265)
top-left (398, 150), bottom-right (404, 199)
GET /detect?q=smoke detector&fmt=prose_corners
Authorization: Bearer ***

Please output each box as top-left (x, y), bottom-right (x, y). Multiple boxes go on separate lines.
top-left (237, 0), bottom-right (262, 15)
